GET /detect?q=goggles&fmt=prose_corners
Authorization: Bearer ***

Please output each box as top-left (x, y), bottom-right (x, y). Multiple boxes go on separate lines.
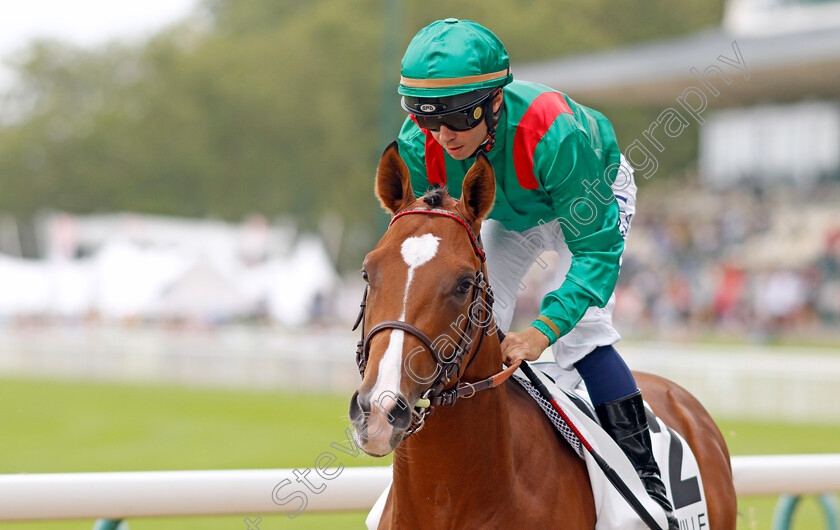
top-left (401, 89), bottom-right (499, 132)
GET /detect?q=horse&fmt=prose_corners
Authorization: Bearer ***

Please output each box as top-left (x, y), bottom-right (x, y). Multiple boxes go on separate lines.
top-left (348, 143), bottom-right (737, 529)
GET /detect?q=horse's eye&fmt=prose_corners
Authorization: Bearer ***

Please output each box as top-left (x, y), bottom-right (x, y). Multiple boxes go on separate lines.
top-left (455, 280), bottom-right (473, 295)
top-left (361, 270), bottom-right (369, 283)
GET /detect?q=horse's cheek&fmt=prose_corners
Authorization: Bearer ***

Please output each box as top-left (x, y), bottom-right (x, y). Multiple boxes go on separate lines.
top-left (431, 483), bottom-right (451, 508)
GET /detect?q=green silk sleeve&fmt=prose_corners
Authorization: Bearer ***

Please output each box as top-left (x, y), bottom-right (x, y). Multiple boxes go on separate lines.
top-left (396, 118), bottom-right (431, 199)
top-left (529, 130), bottom-right (625, 343)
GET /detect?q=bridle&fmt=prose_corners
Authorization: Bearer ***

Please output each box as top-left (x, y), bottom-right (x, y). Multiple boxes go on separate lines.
top-left (353, 206), bottom-right (520, 438)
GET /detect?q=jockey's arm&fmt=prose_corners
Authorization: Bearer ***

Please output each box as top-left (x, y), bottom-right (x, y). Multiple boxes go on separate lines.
top-left (525, 130), bottom-right (624, 348)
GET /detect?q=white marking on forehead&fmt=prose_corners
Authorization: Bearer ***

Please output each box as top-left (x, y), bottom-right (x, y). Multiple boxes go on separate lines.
top-left (401, 233), bottom-right (441, 268)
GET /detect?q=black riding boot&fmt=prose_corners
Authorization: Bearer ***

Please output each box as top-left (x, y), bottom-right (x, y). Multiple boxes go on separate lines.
top-left (596, 390), bottom-right (679, 530)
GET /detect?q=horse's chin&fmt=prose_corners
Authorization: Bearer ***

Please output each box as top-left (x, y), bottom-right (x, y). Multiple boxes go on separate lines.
top-left (360, 446), bottom-right (394, 458)
top-left (353, 426), bottom-right (403, 457)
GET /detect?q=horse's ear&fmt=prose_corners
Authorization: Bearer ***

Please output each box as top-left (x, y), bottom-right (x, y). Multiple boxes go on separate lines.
top-left (459, 152), bottom-right (496, 224)
top-left (376, 141), bottom-right (415, 215)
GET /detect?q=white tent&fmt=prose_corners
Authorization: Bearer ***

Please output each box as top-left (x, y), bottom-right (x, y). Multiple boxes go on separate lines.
top-left (153, 261), bottom-right (256, 322)
top-left (237, 236), bottom-right (338, 326)
top-left (0, 213), bottom-right (340, 325)
top-left (91, 240), bottom-right (193, 319)
top-left (0, 255), bottom-right (52, 317)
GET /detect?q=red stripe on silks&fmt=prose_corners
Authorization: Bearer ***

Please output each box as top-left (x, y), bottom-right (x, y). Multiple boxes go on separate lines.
top-left (410, 116), bottom-right (447, 186)
top-left (424, 132), bottom-right (446, 186)
top-left (513, 92), bottom-right (573, 190)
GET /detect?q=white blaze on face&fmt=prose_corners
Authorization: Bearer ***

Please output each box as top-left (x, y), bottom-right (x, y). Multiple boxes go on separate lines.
top-left (366, 233), bottom-right (440, 450)
top-left (398, 233), bottom-right (441, 312)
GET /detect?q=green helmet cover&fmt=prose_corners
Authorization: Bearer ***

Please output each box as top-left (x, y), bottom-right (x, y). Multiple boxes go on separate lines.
top-left (399, 18), bottom-right (512, 98)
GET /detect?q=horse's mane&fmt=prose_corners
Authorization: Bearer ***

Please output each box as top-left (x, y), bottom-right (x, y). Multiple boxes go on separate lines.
top-left (422, 187), bottom-right (448, 208)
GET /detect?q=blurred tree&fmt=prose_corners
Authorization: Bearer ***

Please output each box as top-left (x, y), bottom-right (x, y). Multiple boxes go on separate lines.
top-left (0, 0), bottom-right (723, 268)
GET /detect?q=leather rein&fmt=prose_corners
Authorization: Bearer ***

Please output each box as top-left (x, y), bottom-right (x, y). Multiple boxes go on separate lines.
top-left (353, 206), bottom-right (520, 439)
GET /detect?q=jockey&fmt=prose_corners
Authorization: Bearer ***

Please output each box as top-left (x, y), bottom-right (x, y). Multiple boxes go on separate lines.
top-left (396, 19), bottom-right (678, 529)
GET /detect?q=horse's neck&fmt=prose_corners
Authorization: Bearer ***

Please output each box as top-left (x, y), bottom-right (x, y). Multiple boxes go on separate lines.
top-left (392, 338), bottom-right (517, 506)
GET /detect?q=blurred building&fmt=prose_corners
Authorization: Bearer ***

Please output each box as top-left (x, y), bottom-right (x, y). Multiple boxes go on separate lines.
top-left (518, 0), bottom-right (840, 188)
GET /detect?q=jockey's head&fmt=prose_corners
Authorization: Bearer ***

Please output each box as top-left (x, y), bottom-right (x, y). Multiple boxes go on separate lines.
top-left (399, 19), bottom-right (512, 159)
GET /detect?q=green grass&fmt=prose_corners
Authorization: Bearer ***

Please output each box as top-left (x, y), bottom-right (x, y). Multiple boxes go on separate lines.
top-left (0, 377), bottom-right (382, 529)
top-left (717, 419), bottom-right (840, 529)
top-left (0, 378), bottom-right (382, 474)
top-left (0, 377), bottom-right (838, 529)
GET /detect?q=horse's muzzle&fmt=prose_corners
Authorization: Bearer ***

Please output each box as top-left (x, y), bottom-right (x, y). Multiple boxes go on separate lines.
top-left (349, 389), bottom-right (412, 456)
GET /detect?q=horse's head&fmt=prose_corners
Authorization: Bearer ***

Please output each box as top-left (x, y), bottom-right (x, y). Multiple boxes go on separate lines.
top-left (349, 142), bottom-right (496, 457)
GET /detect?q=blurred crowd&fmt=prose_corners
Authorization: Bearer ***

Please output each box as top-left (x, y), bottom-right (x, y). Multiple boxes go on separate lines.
top-left (515, 183), bottom-right (840, 343)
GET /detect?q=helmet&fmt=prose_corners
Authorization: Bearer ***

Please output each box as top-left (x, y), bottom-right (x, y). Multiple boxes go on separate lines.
top-left (399, 18), bottom-right (512, 98)
top-left (399, 19), bottom-right (512, 153)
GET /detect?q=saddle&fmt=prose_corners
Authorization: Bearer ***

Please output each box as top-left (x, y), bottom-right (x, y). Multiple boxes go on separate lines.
top-left (513, 363), bottom-right (710, 530)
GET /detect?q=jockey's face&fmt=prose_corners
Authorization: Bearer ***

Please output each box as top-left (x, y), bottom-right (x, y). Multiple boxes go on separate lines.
top-left (431, 120), bottom-right (488, 160)
top-left (430, 91), bottom-right (503, 161)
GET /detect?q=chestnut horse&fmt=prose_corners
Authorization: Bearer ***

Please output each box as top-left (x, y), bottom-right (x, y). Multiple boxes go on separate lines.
top-left (349, 143), bottom-right (737, 529)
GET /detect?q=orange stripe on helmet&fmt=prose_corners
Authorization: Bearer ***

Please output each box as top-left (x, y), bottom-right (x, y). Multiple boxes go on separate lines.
top-left (400, 68), bottom-right (509, 88)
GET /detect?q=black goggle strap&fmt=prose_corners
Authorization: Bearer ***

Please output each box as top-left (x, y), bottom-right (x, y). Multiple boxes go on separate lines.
top-left (478, 90), bottom-right (503, 154)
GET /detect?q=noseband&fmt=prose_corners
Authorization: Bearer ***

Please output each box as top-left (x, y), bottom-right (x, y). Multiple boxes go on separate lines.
top-left (353, 207), bottom-right (518, 438)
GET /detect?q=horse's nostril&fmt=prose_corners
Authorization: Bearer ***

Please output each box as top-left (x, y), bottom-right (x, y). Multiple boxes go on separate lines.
top-left (388, 395), bottom-right (412, 431)
top-left (349, 390), bottom-right (369, 424)
top-left (354, 390), bottom-right (372, 415)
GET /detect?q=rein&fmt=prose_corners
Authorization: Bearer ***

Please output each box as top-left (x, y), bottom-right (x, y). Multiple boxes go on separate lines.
top-left (353, 206), bottom-right (518, 438)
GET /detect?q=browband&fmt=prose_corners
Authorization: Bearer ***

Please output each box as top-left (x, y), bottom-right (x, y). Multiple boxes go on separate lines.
top-left (390, 207), bottom-right (486, 262)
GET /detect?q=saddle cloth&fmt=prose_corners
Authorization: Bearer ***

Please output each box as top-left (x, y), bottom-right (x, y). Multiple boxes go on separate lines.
top-left (365, 363), bottom-right (710, 529)
top-left (514, 362), bottom-right (710, 530)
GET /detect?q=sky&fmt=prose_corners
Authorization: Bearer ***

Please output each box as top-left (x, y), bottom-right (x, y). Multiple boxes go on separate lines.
top-left (0, 0), bottom-right (200, 88)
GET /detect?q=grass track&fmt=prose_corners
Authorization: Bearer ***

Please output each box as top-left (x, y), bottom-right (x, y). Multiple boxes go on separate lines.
top-left (1, 377), bottom-right (838, 529)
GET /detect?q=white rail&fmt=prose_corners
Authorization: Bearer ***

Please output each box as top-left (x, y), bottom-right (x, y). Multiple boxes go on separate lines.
top-left (0, 468), bottom-right (386, 521)
top-left (0, 455), bottom-right (839, 521)
top-left (731, 454), bottom-right (840, 496)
